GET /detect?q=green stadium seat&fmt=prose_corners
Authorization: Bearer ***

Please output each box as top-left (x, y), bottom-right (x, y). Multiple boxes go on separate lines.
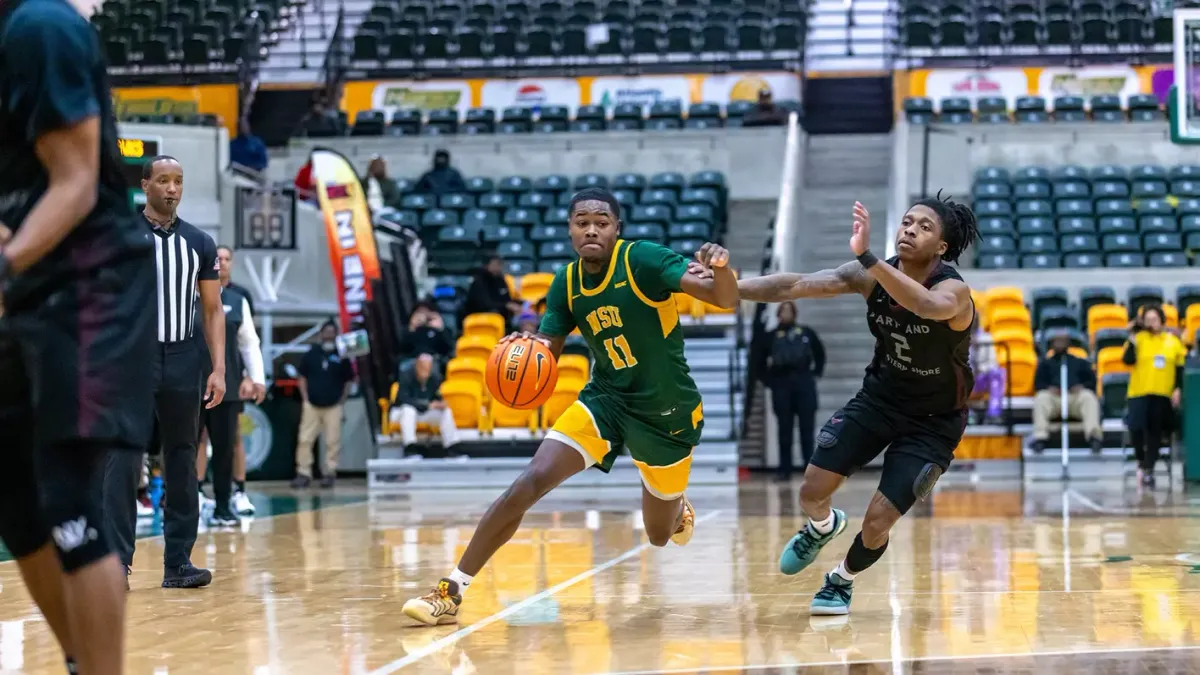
top-left (1030, 287), bottom-right (1069, 326)
top-left (979, 235), bottom-right (1017, 254)
top-left (478, 193), bottom-right (515, 210)
top-left (1021, 253), bottom-right (1061, 268)
top-left (1178, 285), bottom-right (1200, 319)
top-left (1106, 252), bottom-right (1144, 267)
top-left (977, 253), bottom-right (1019, 269)
top-left (1096, 199), bottom-right (1134, 217)
top-left (1051, 166), bottom-right (1088, 182)
top-left (980, 217), bottom-right (1016, 235)
top-left (1094, 181), bottom-right (1131, 198)
top-left (612, 173), bottom-right (647, 191)
top-left (1064, 253), bottom-right (1103, 268)
top-left (496, 240), bottom-right (534, 259)
top-left (1149, 251), bottom-right (1188, 267)
top-left (1015, 200), bottom-right (1050, 217)
top-left (1101, 233), bottom-right (1139, 253)
top-left (668, 239), bottom-right (703, 257)
top-left (530, 224), bottom-right (566, 242)
top-left (1139, 215), bottom-right (1177, 234)
top-left (574, 173), bottom-right (608, 190)
top-left (440, 193), bottom-right (474, 210)
top-left (1014, 96), bottom-right (1049, 123)
top-left (1131, 164), bottom-right (1169, 181)
top-left (463, 209), bottom-right (500, 227)
top-left (1058, 216), bottom-right (1096, 234)
top-left (1061, 234), bottom-right (1101, 253)
top-left (484, 225), bottom-right (527, 244)
top-left (1101, 373), bottom-right (1130, 419)
top-left (904, 97), bottom-right (935, 124)
top-left (504, 208), bottom-right (541, 227)
top-left (1014, 182), bottom-right (1051, 199)
top-left (538, 241), bottom-right (573, 259)
top-left (518, 192), bottom-right (554, 210)
top-left (625, 224), bottom-right (666, 242)
top-left (976, 166), bottom-right (1010, 182)
top-left (401, 194), bottom-right (435, 210)
top-left (498, 176), bottom-right (533, 193)
top-left (974, 181), bottom-right (1012, 199)
top-left (465, 177), bottom-right (494, 194)
top-left (1039, 305), bottom-right (1079, 332)
top-left (689, 171), bottom-right (727, 189)
top-left (533, 175), bottom-right (570, 193)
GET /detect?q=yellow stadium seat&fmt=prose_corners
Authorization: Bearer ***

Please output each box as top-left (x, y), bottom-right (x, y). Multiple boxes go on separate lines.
top-left (440, 379), bottom-right (484, 428)
top-left (674, 293), bottom-right (700, 319)
top-left (463, 313), bottom-right (506, 343)
top-left (983, 287), bottom-right (1024, 317)
top-left (1186, 305), bottom-right (1200, 345)
top-left (1096, 346), bottom-right (1131, 385)
top-left (557, 354), bottom-right (590, 382)
top-left (455, 334), bottom-right (496, 362)
top-left (1087, 304), bottom-right (1128, 339)
top-left (378, 382), bottom-right (436, 435)
top-left (988, 305), bottom-right (1031, 334)
top-left (991, 327), bottom-right (1034, 353)
top-left (971, 290), bottom-right (989, 329)
top-left (1156, 303), bottom-right (1179, 330)
top-left (488, 400), bottom-right (539, 432)
top-left (543, 377), bottom-right (586, 427)
top-left (446, 357), bottom-right (487, 387)
top-left (519, 273), bottom-right (555, 303)
top-left (997, 346), bottom-right (1037, 396)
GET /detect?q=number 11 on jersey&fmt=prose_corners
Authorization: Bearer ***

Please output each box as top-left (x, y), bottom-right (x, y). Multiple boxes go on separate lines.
top-left (604, 335), bottom-right (639, 370)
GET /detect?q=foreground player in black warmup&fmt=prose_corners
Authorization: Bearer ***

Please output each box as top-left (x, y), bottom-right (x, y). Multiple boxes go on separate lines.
top-left (736, 195), bottom-right (980, 616)
top-left (0, 0), bottom-right (157, 671)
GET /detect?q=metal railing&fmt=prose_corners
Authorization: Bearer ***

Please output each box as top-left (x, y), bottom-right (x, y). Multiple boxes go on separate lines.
top-left (321, 4), bottom-right (348, 101)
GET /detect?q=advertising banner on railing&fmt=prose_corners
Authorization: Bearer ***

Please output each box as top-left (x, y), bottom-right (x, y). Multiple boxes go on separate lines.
top-left (112, 84), bottom-right (238, 135)
top-left (896, 65), bottom-right (1175, 110)
top-left (340, 72), bottom-right (800, 119)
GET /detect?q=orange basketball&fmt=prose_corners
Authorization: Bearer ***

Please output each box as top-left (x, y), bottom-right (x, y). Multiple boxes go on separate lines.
top-left (485, 337), bottom-right (558, 410)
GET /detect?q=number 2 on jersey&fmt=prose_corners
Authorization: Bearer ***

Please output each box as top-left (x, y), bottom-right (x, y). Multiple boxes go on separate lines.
top-left (889, 333), bottom-right (912, 363)
top-left (603, 335), bottom-right (639, 370)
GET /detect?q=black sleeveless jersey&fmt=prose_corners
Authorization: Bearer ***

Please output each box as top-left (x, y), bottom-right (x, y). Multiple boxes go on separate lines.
top-left (861, 257), bottom-right (974, 416)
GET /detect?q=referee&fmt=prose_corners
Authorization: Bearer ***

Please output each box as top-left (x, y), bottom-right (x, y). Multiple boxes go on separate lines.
top-left (102, 155), bottom-right (226, 589)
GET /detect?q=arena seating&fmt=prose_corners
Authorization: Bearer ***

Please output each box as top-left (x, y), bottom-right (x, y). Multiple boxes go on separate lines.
top-left (345, 100), bottom-right (800, 136)
top-left (91, 0), bottom-right (281, 68)
top-left (899, 0), bottom-right (1171, 53)
top-left (351, 0), bottom-right (807, 63)
top-left (970, 163), bottom-right (1200, 269)
top-left (902, 94), bottom-right (1164, 125)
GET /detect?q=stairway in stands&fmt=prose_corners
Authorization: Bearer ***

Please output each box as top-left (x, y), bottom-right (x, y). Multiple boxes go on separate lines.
top-left (685, 332), bottom-right (743, 460)
top-left (259, 0), bottom-right (372, 84)
top-left (793, 134), bottom-right (892, 431)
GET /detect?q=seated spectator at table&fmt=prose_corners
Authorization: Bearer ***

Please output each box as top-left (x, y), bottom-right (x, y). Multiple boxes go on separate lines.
top-left (391, 354), bottom-right (458, 450)
top-left (400, 301), bottom-right (453, 361)
top-left (970, 325), bottom-right (1005, 423)
top-left (1031, 332), bottom-right (1103, 454)
top-left (461, 255), bottom-right (522, 325)
top-left (414, 149), bottom-right (466, 196)
top-left (229, 118), bottom-right (268, 173)
top-left (361, 155), bottom-right (403, 212)
top-left (741, 89), bottom-right (790, 127)
top-left (1123, 305), bottom-right (1187, 487)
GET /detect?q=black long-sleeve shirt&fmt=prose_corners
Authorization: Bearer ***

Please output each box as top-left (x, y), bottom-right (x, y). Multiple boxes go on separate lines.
top-left (762, 325), bottom-right (825, 387)
top-left (1034, 351), bottom-right (1096, 391)
top-left (400, 324), bottom-right (453, 359)
top-left (393, 369), bottom-right (443, 413)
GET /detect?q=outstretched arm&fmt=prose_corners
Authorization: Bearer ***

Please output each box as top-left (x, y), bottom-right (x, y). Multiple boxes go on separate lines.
top-left (679, 243), bottom-right (738, 309)
top-left (737, 261), bottom-right (874, 302)
top-left (864, 265), bottom-right (971, 321)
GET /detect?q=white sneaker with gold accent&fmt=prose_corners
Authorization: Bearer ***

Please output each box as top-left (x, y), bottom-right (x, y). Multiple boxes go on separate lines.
top-left (670, 497), bottom-right (695, 546)
top-left (402, 578), bottom-right (462, 626)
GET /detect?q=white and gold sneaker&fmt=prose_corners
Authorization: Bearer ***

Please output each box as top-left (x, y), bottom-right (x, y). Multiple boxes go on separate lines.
top-left (402, 578), bottom-right (462, 626)
top-left (670, 497), bottom-right (695, 546)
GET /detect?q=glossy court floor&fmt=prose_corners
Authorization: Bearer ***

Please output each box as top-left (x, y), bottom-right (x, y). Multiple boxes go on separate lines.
top-left (1, 477), bottom-right (1200, 674)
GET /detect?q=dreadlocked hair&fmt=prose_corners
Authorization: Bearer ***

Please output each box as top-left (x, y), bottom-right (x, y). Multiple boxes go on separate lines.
top-left (913, 190), bottom-right (980, 264)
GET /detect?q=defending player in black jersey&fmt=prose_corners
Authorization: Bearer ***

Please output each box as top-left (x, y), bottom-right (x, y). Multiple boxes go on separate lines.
top-left (735, 194), bottom-right (980, 616)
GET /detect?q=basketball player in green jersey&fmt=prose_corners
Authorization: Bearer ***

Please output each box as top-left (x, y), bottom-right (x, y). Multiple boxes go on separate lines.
top-left (402, 187), bottom-right (738, 626)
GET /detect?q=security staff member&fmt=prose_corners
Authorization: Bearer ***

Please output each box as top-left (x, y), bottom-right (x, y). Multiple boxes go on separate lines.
top-left (102, 155), bottom-right (226, 590)
top-left (199, 245), bottom-right (266, 527)
top-left (1123, 305), bottom-right (1187, 488)
top-left (763, 301), bottom-right (825, 479)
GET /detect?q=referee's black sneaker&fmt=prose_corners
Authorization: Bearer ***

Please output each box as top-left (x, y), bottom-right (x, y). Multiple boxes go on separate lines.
top-left (207, 506), bottom-right (241, 528)
top-left (162, 564), bottom-right (212, 589)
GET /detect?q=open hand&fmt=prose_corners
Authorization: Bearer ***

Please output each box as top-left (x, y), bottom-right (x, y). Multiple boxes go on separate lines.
top-left (204, 372), bottom-right (226, 409)
top-left (498, 331), bottom-right (550, 347)
top-left (694, 242), bottom-right (729, 269)
top-left (686, 261), bottom-right (715, 280)
top-left (851, 201), bottom-right (871, 256)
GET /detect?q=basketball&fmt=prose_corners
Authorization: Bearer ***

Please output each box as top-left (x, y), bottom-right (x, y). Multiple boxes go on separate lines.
top-left (485, 337), bottom-right (558, 410)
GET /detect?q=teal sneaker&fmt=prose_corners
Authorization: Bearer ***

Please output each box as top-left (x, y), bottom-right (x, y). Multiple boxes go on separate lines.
top-left (778, 508), bottom-right (847, 575)
top-left (810, 571), bottom-right (854, 615)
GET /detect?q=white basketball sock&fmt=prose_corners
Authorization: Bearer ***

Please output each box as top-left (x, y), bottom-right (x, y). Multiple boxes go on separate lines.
top-left (832, 561), bottom-right (857, 582)
top-left (808, 511), bottom-right (835, 535)
top-left (448, 568), bottom-right (473, 595)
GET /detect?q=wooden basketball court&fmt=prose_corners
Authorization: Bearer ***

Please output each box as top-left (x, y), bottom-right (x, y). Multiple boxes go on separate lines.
top-left (1, 479), bottom-right (1199, 674)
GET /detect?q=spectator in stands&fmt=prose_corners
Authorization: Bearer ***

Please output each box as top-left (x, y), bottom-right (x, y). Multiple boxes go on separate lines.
top-left (361, 155), bottom-right (402, 212)
top-left (299, 98), bottom-right (340, 137)
top-left (391, 354), bottom-right (458, 451)
top-left (229, 118), bottom-right (268, 173)
top-left (741, 88), bottom-right (789, 127)
top-left (516, 306), bottom-right (540, 335)
top-left (414, 149), bottom-right (466, 196)
top-left (1123, 305), bottom-right (1187, 488)
top-left (1031, 332), bottom-right (1103, 455)
top-left (970, 325), bottom-right (1005, 423)
top-left (293, 321), bottom-right (354, 488)
top-left (400, 301), bottom-right (453, 362)
top-left (763, 301), bottom-right (824, 480)
top-left (461, 254), bottom-right (522, 325)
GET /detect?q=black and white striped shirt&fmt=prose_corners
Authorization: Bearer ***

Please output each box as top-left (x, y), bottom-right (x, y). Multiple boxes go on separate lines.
top-left (147, 213), bottom-right (219, 343)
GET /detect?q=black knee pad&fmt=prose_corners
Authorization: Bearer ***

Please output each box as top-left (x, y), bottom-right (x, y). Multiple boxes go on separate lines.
top-left (39, 443), bottom-right (114, 573)
top-left (845, 532), bottom-right (889, 575)
top-left (879, 458), bottom-right (943, 516)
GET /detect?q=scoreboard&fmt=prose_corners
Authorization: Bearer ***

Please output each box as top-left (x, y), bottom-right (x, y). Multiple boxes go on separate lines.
top-left (116, 135), bottom-right (161, 205)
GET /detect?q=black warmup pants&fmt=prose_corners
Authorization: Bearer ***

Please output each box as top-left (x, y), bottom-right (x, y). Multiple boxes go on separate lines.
top-left (102, 341), bottom-right (202, 569)
top-left (200, 401), bottom-right (241, 510)
top-left (772, 375), bottom-right (818, 474)
top-left (1128, 394), bottom-right (1174, 473)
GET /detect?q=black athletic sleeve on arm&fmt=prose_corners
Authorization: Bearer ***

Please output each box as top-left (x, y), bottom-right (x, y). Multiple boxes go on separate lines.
top-left (5, 7), bottom-right (100, 140)
top-left (198, 234), bottom-right (219, 281)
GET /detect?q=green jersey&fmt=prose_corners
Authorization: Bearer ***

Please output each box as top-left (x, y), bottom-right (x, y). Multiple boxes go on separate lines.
top-left (539, 239), bottom-right (700, 417)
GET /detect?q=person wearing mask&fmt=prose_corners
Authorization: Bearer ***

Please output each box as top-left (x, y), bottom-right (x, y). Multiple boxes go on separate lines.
top-left (391, 354), bottom-right (458, 451)
top-left (400, 301), bottom-right (453, 362)
top-left (1123, 305), bottom-right (1187, 487)
top-left (361, 155), bottom-right (402, 212)
top-left (414, 149), bottom-right (467, 196)
top-left (1030, 332), bottom-right (1103, 455)
top-left (762, 301), bottom-right (825, 479)
top-left (970, 324), bottom-right (1005, 423)
top-left (293, 321), bottom-right (355, 488)
top-left (461, 255), bottom-right (523, 325)
top-left (229, 118), bottom-right (268, 173)
top-left (741, 88), bottom-right (790, 127)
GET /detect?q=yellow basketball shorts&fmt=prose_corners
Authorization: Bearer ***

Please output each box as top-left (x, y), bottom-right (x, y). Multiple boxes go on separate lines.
top-left (546, 390), bottom-right (704, 500)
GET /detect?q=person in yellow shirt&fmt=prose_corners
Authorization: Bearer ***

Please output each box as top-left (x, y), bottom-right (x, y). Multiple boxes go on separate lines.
top-left (1122, 305), bottom-right (1186, 488)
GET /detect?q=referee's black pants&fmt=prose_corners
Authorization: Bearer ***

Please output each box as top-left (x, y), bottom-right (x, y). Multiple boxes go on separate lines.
top-left (101, 341), bottom-right (202, 570)
top-left (201, 401), bottom-right (240, 511)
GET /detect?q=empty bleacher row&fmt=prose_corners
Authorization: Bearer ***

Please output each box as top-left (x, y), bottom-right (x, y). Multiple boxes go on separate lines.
top-left (902, 95), bottom-right (1164, 125)
top-left (376, 169), bottom-right (728, 276)
top-left (900, 0), bottom-right (1172, 52)
top-left (971, 163), bottom-right (1200, 269)
top-left (975, 283), bottom-right (1200, 420)
top-left (353, 0), bottom-right (807, 63)
top-left (329, 100), bottom-right (797, 138)
top-left (92, 0), bottom-right (282, 68)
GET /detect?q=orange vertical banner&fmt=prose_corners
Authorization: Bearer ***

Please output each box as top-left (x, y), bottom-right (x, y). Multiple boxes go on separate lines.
top-left (310, 148), bottom-right (381, 331)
